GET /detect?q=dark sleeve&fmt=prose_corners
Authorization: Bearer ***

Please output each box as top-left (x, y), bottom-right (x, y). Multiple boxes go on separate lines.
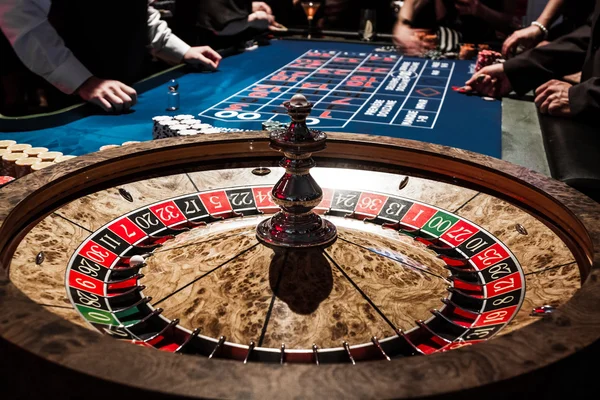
top-left (504, 23), bottom-right (592, 94)
top-left (568, 78), bottom-right (600, 119)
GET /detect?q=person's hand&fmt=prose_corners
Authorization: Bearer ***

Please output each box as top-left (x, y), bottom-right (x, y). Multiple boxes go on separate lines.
top-left (252, 2), bottom-right (272, 14)
top-left (76, 77), bottom-right (137, 112)
top-left (248, 10), bottom-right (275, 24)
top-left (183, 46), bottom-right (222, 70)
top-left (502, 25), bottom-right (545, 58)
top-left (392, 23), bottom-right (431, 56)
top-left (464, 64), bottom-right (512, 97)
top-left (534, 79), bottom-right (572, 117)
top-left (249, 8), bottom-right (282, 30)
top-left (455, 0), bottom-right (481, 16)
top-left (269, 20), bottom-right (288, 31)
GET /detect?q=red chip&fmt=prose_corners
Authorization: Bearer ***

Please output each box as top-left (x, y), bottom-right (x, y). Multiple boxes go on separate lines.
top-left (0, 176), bottom-right (15, 186)
top-left (475, 50), bottom-right (503, 72)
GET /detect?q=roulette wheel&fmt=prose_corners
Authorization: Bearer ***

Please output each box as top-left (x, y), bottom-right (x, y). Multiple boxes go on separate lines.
top-left (0, 97), bottom-right (599, 399)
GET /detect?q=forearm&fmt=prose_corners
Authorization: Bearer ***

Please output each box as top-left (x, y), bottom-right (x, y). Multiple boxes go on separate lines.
top-left (504, 24), bottom-right (591, 94)
top-left (536, 0), bottom-right (565, 27)
top-left (0, 0), bottom-right (91, 94)
top-left (146, 4), bottom-right (190, 64)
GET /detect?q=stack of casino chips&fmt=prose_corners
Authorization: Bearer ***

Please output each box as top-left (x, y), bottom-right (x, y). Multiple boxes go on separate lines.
top-left (152, 115), bottom-right (252, 139)
top-left (0, 140), bottom-right (16, 187)
top-left (1, 140), bottom-right (29, 179)
top-left (0, 140), bottom-right (76, 184)
top-left (37, 151), bottom-right (63, 163)
top-left (374, 45), bottom-right (398, 53)
top-left (152, 115), bottom-right (195, 139)
top-left (475, 50), bottom-right (504, 72)
top-left (458, 44), bottom-right (493, 61)
top-left (54, 155), bottom-right (78, 163)
top-left (261, 121), bottom-right (288, 132)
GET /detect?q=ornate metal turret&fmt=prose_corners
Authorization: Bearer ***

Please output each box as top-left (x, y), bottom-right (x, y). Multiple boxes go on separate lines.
top-left (256, 94), bottom-right (337, 248)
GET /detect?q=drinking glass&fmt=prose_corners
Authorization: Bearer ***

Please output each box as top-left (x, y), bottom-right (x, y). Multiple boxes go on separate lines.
top-left (359, 9), bottom-right (377, 41)
top-left (301, 2), bottom-right (321, 39)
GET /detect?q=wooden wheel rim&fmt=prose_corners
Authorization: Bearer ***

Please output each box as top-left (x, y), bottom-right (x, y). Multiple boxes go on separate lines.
top-left (1, 132), bottom-right (598, 399)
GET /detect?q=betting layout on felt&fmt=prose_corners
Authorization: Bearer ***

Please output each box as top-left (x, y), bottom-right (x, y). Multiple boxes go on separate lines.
top-left (199, 50), bottom-right (456, 130)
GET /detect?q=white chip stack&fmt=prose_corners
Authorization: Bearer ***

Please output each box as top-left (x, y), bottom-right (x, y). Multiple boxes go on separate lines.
top-left (152, 115), bottom-right (220, 139)
top-left (25, 147), bottom-right (49, 157)
top-left (151, 114), bottom-right (255, 139)
top-left (1, 140), bottom-right (35, 177)
top-left (0, 140), bottom-right (17, 150)
top-left (0, 149), bottom-right (11, 175)
top-left (7, 143), bottom-right (32, 153)
top-left (153, 116), bottom-right (176, 139)
top-left (179, 129), bottom-right (200, 136)
top-left (37, 151), bottom-right (63, 162)
top-left (54, 155), bottom-right (77, 163)
top-left (170, 124), bottom-right (189, 133)
top-left (31, 162), bottom-right (55, 172)
top-left (2, 153), bottom-right (27, 177)
top-left (173, 114), bottom-right (194, 121)
top-left (15, 157), bottom-right (41, 178)
top-left (180, 119), bottom-right (199, 126)
top-left (0, 140), bottom-right (69, 179)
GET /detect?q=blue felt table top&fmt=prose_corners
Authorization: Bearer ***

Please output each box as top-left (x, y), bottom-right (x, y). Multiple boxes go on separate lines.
top-left (0, 39), bottom-right (501, 157)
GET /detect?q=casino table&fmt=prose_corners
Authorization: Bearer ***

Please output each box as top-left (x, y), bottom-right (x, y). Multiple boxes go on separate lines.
top-left (1, 38), bottom-right (599, 399)
top-left (0, 39), bottom-right (502, 158)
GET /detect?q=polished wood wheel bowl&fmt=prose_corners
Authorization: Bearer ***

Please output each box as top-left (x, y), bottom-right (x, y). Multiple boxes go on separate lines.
top-left (0, 132), bottom-right (599, 399)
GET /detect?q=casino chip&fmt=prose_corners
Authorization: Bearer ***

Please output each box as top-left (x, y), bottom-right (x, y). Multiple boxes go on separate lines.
top-left (0, 176), bottom-right (15, 188)
top-left (262, 121), bottom-right (287, 132)
top-left (452, 85), bottom-right (470, 94)
top-left (243, 40), bottom-right (259, 51)
top-left (374, 45), bottom-right (398, 53)
top-left (152, 114), bottom-right (255, 139)
top-left (174, 114), bottom-right (194, 121)
top-left (475, 50), bottom-right (504, 72)
top-left (423, 49), bottom-right (443, 60)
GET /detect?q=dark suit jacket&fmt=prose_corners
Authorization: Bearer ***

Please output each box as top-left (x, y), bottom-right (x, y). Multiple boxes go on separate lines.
top-left (504, 0), bottom-right (600, 119)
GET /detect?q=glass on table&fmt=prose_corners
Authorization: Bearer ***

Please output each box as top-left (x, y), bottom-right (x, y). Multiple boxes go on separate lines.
top-left (166, 79), bottom-right (180, 111)
top-left (301, 1), bottom-right (321, 39)
top-left (359, 9), bottom-right (377, 41)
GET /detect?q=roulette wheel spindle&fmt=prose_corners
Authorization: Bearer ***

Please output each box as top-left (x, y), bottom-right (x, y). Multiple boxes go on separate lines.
top-left (256, 94), bottom-right (337, 248)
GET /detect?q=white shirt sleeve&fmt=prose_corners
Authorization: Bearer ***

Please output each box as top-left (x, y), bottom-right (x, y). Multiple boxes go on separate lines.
top-left (147, 2), bottom-right (190, 64)
top-left (0, 0), bottom-right (92, 94)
